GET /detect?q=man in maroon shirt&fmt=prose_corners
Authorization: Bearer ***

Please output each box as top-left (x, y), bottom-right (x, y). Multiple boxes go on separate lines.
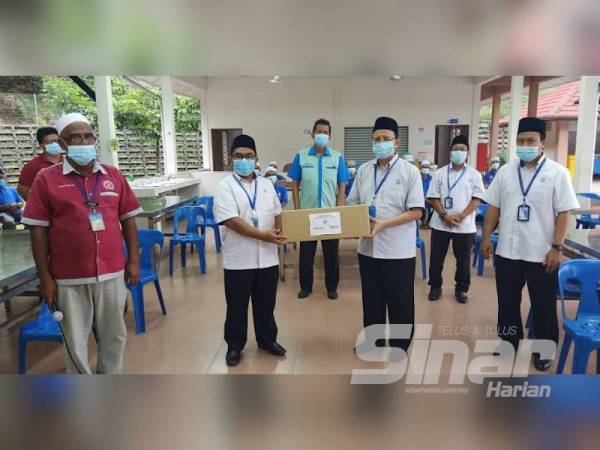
top-left (18, 126), bottom-right (64, 200)
top-left (22, 113), bottom-right (142, 374)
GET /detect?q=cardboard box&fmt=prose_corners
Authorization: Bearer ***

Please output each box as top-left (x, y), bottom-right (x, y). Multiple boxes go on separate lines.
top-left (281, 204), bottom-right (371, 242)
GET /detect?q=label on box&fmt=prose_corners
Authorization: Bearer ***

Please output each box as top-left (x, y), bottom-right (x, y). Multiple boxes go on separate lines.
top-left (308, 212), bottom-right (342, 236)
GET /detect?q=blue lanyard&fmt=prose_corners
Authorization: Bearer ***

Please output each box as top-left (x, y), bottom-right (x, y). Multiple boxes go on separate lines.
top-left (69, 172), bottom-right (101, 208)
top-left (373, 157), bottom-right (400, 197)
top-left (233, 175), bottom-right (258, 211)
top-left (518, 157), bottom-right (546, 201)
top-left (446, 165), bottom-right (467, 194)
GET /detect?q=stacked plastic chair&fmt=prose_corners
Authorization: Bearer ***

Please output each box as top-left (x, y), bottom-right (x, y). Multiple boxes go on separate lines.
top-left (169, 206), bottom-right (207, 276)
top-left (194, 196), bottom-right (222, 253)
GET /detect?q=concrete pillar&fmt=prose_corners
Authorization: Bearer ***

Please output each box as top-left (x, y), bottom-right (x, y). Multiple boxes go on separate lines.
top-left (527, 80), bottom-right (539, 117)
top-left (555, 120), bottom-right (570, 167)
top-left (159, 77), bottom-right (178, 175)
top-left (94, 76), bottom-right (119, 167)
top-left (469, 83), bottom-right (482, 169)
top-left (490, 93), bottom-right (501, 157)
top-left (507, 76), bottom-right (525, 162)
top-left (574, 76), bottom-right (599, 192)
top-left (199, 87), bottom-right (211, 170)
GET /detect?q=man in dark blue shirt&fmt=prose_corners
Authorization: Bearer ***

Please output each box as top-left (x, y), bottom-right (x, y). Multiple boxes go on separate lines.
top-left (0, 168), bottom-right (24, 229)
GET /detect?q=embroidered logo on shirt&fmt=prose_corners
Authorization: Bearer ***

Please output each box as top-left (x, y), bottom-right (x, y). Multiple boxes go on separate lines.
top-left (103, 180), bottom-right (115, 190)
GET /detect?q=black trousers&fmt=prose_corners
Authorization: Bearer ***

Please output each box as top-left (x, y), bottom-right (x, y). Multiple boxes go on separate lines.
top-left (495, 255), bottom-right (559, 349)
top-left (358, 254), bottom-right (415, 350)
top-left (299, 239), bottom-right (340, 292)
top-left (428, 229), bottom-right (475, 292)
top-left (224, 266), bottom-right (279, 350)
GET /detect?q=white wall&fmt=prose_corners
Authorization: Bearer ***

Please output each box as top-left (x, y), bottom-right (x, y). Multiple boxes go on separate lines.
top-left (204, 76), bottom-right (477, 168)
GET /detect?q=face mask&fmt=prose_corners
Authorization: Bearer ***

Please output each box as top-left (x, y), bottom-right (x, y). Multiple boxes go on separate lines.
top-left (348, 168), bottom-right (356, 177)
top-left (421, 168), bottom-right (430, 176)
top-left (233, 158), bottom-right (256, 177)
top-left (372, 141), bottom-right (395, 160)
top-left (516, 146), bottom-right (539, 162)
top-left (68, 145), bottom-right (97, 166)
top-left (0, 179), bottom-right (7, 188)
top-left (314, 133), bottom-right (329, 148)
top-left (491, 162), bottom-right (500, 170)
top-left (450, 150), bottom-right (467, 165)
top-left (45, 142), bottom-right (62, 156)
top-left (267, 175), bottom-right (278, 184)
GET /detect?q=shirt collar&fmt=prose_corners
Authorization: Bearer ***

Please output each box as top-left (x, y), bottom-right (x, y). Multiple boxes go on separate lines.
top-left (519, 153), bottom-right (546, 169)
top-left (309, 146), bottom-right (332, 157)
top-left (63, 158), bottom-right (107, 175)
top-left (372, 153), bottom-right (399, 169)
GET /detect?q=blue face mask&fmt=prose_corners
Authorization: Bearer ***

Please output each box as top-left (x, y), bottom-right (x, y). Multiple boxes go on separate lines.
top-left (314, 133), bottom-right (329, 148)
top-left (0, 179), bottom-right (7, 188)
top-left (45, 142), bottom-right (62, 156)
top-left (233, 158), bottom-right (256, 177)
top-left (516, 146), bottom-right (539, 162)
top-left (68, 145), bottom-right (97, 166)
top-left (372, 141), bottom-right (395, 160)
top-left (450, 150), bottom-right (467, 165)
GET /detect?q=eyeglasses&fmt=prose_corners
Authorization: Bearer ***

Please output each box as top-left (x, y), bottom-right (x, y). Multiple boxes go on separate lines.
top-left (63, 133), bottom-right (97, 145)
top-left (231, 153), bottom-right (255, 160)
top-left (372, 137), bottom-right (395, 143)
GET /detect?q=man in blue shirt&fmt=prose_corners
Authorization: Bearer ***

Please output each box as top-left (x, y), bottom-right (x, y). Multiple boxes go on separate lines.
top-left (0, 168), bottom-right (24, 229)
top-left (419, 160), bottom-right (433, 227)
top-left (264, 166), bottom-right (288, 206)
top-left (483, 156), bottom-right (501, 187)
top-left (288, 118), bottom-right (349, 300)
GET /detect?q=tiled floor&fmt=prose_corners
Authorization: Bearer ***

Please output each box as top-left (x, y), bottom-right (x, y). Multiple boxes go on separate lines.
top-left (0, 228), bottom-right (594, 374)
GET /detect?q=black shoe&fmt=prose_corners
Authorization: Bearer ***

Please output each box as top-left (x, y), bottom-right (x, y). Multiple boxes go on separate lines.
top-left (533, 354), bottom-right (552, 371)
top-left (428, 287), bottom-right (442, 301)
top-left (226, 349), bottom-right (241, 367)
top-left (297, 290), bottom-right (311, 299)
top-left (455, 291), bottom-right (468, 304)
top-left (257, 341), bottom-right (287, 356)
top-left (327, 291), bottom-right (338, 300)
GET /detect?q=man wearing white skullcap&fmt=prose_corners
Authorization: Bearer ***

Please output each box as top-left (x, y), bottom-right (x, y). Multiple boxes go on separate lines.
top-left (22, 112), bottom-right (142, 374)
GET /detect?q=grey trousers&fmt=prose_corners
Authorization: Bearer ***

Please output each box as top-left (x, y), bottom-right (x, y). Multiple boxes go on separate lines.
top-left (56, 277), bottom-right (127, 374)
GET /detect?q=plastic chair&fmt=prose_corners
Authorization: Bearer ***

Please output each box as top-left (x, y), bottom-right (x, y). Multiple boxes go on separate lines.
top-left (169, 206), bottom-right (207, 276)
top-left (194, 196), bottom-right (222, 253)
top-left (575, 192), bottom-right (600, 229)
top-left (416, 226), bottom-right (427, 280)
top-left (472, 203), bottom-right (490, 267)
top-left (476, 232), bottom-right (498, 276)
top-left (18, 302), bottom-right (63, 374)
top-left (126, 229), bottom-right (167, 335)
top-left (555, 259), bottom-right (600, 374)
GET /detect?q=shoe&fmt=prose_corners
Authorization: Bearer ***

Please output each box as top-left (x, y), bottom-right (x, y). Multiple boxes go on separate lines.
top-left (455, 291), bottom-right (468, 304)
top-left (297, 290), bottom-right (311, 299)
top-left (533, 354), bottom-right (552, 372)
top-left (428, 287), bottom-right (442, 301)
top-left (257, 341), bottom-right (287, 356)
top-left (226, 349), bottom-right (241, 366)
top-left (327, 291), bottom-right (338, 300)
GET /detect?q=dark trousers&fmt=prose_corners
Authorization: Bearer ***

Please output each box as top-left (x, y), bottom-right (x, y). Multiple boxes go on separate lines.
top-left (224, 266), bottom-right (279, 350)
top-left (495, 255), bottom-right (559, 349)
top-left (358, 254), bottom-right (415, 350)
top-left (428, 229), bottom-right (475, 292)
top-left (299, 239), bottom-right (340, 292)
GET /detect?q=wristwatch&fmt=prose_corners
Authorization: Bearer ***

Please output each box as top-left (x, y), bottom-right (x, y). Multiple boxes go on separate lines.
top-left (439, 212), bottom-right (447, 220)
top-left (552, 243), bottom-right (565, 252)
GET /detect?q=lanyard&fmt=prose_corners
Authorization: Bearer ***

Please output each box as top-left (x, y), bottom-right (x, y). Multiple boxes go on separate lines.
top-left (233, 175), bottom-right (258, 211)
top-left (69, 172), bottom-right (101, 208)
top-left (373, 157), bottom-right (400, 198)
top-left (446, 164), bottom-right (467, 194)
top-left (518, 157), bottom-right (546, 201)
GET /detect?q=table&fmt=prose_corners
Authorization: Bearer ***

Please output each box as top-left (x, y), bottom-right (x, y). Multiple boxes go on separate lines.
top-left (137, 195), bottom-right (197, 230)
top-left (573, 195), bottom-right (600, 216)
top-left (565, 228), bottom-right (600, 259)
top-left (0, 230), bottom-right (38, 306)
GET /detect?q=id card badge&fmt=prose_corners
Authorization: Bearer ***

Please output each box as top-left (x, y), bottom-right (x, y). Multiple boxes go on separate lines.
top-left (251, 211), bottom-right (259, 228)
top-left (369, 205), bottom-right (377, 218)
top-left (517, 203), bottom-right (530, 222)
top-left (444, 196), bottom-right (453, 209)
top-left (88, 211), bottom-right (106, 231)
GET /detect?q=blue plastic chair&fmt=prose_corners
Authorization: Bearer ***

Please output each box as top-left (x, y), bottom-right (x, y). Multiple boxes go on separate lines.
top-left (416, 226), bottom-right (427, 280)
top-left (472, 203), bottom-right (489, 267)
top-left (169, 206), bottom-right (207, 276)
top-left (475, 232), bottom-right (498, 276)
top-left (194, 196), bottom-right (222, 253)
top-left (18, 301), bottom-right (63, 374)
top-left (575, 192), bottom-right (600, 229)
top-left (556, 259), bottom-right (600, 374)
top-left (126, 229), bottom-right (167, 335)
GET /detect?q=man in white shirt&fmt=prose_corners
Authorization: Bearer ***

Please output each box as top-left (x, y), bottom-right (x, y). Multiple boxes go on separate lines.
top-left (215, 135), bottom-right (288, 367)
top-left (482, 117), bottom-right (580, 372)
top-left (426, 135), bottom-right (485, 303)
top-left (347, 116), bottom-right (425, 354)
